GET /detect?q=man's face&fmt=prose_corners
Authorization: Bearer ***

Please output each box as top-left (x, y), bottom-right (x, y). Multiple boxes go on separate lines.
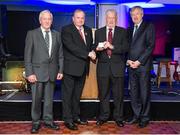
top-left (40, 12), bottom-right (52, 30)
top-left (130, 8), bottom-right (143, 25)
top-left (73, 11), bottom-right (85, 28)
top-left (106, 12), bottom-right (117, 28)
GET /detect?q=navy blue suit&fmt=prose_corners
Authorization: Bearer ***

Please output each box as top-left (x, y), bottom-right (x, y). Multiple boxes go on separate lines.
top-left (127, 21), bottom-right (155, 122)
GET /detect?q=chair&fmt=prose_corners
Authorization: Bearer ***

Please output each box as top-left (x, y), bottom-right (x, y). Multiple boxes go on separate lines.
top-left (157, 59), bottom-right (172, 88)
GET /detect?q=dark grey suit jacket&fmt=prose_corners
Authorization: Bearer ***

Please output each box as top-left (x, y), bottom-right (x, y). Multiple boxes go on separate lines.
top-left (24, 27), bottom-right (63, 82)
top-left (95, 26), bottom-right (128, 77)
top-left (127, 21), bottom-right (155, 71)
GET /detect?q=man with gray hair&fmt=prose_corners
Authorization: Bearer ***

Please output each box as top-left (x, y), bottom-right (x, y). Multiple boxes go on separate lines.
top-left (24, 10), bottom-right (63, 133)
top-left (126, 6), bottom-right (155, 128)
top-left (95, 9), bottom-right (128, 127)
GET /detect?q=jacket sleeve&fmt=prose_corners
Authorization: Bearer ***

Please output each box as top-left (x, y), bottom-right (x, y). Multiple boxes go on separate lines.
top-left (138, 23), bottom-right (155, 65)
top-left (57, 32), bottom-right (64, 73)
top-left (24, 30), bottom-right (33, 77)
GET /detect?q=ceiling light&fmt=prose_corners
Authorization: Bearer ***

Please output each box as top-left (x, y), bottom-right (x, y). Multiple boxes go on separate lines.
top-left (43, 0), bottom-right (95, 5)
top-left (122, 2), bottom-right (164, 8)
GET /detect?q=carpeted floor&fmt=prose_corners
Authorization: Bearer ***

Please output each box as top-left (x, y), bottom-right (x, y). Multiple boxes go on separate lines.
top-left (0, 121), bottom-right (179, 134)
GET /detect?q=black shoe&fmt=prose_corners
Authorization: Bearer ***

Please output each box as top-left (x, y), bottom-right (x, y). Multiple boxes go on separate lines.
top-left (74, 119), bottom-right (88, 125)
top-left (44, 122), bottom-right (59, 130)
top-left (64, 122), bottom-right (78, 130)
top-left (138, 121), bottom-right (149, 128)
top-left (31, 124), bottom-right (40, 134)
top-left (116, 121), bottom-right (124, 127)
top-left (96, 120), bottom-right (107, 126)
top-left (126, 118), bottom-right (139, 124)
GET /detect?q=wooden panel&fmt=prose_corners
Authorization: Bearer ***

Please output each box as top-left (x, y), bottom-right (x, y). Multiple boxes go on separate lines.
top-left (81, 61), bottom-right (98, 99)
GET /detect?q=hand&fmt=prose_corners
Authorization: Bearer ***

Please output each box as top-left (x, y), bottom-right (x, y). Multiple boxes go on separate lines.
top-left (96, 41), bottom-right (106, 51)
top-left (57, 73), bottom-right (63, 80)
top-left (127, 60), bottom-right (133, 66)
top-left (104, 41), bottom-right (114, 49)
top-left (96, 47), bottom-right (104, 51)
top-left (88, 50), bottom-right (96, 60)
top-left (130, 60), bottom-right (141, 69)
top-left (27, 74), bottom-right (37, 83)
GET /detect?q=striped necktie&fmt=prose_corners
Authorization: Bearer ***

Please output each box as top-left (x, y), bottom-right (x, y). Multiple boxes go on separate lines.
top-left (45, 31), bottom-right (49, 49)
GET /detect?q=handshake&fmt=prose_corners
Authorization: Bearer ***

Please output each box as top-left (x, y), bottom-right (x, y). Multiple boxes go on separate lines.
top-left (96, 41), bottom-right (114, 51)
top-left (127, 60), bottom-right (141, 69)
top-left (88, 50), bottom-right (96, 60)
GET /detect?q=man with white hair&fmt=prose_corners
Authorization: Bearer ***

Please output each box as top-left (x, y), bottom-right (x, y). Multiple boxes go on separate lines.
top-left (95, 9), bottom-right (128, 127)
top-left (24, 10), bottom-right (63, 133)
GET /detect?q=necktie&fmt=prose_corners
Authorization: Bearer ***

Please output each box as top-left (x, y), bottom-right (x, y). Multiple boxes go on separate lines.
top-left (79, 27), bottom-right (85, 43)
top-left (133, 25), bottom-right (138, 37)
top-left (107, 28), bottom-right (112, 57)
top-left (45, 31), bottom-right (49, 49)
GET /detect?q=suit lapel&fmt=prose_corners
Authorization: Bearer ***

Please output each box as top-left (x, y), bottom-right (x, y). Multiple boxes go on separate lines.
top-left (130, 28), bottom-right (133, 39)
top-left (50, 31), bottom-right (56, 56)
top-left (37, 28), bottom-right (49, 54)
top-left (84, 27), bottom-right (90, 47)
top-left (72, 24), bottom-right (87, 48)
top-left (132, 21), bottom-right (146, 44)
top-left (102, 27), bottom-right (106, 41)
top-left (112, 26), bottom-right (118, 44)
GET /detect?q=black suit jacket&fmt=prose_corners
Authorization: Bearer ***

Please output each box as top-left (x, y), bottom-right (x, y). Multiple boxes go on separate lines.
top-left (61, 24), bottom-right (93, 76)
top-left (127, 21), bottom-right (155, 71)
top-left (95, 26), bottom-right (128, 77)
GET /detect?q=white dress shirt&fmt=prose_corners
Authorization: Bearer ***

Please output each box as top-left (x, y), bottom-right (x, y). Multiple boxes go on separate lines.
top-left (41, 26), bottom-right (52, 56)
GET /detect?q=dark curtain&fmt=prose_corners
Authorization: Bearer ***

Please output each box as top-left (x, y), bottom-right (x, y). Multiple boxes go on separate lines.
top-left (7, 8), bottom-right (95, 57)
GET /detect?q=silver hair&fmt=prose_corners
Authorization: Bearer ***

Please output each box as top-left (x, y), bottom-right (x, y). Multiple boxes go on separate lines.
top-left (130, 6), bottom-right (144, 15)
top-left (39, 10), bottom-right (53, 21)
top-left (105, 9), bottom-right (117, 17)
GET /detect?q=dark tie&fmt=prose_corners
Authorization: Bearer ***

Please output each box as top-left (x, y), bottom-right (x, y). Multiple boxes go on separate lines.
top-left (107, 28), bottom-right (112, 57)
top-left (45, 31), bottom-right (49, 49)
top-left (133, 25), bottom-right (138, 37)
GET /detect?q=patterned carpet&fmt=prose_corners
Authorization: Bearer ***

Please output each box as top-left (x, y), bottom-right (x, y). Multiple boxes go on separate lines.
top-left (0, 121), bottom-right (180, 134)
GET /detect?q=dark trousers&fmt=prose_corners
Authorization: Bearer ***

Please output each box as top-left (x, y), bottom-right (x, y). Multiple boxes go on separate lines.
top-left (97, 73), bottom-right (124, 121)
top-left (129, 69), bottom-right (151, 122)
top-left (62, 73), bottom-right (86, 123)
top-left (31, 81), bottom-right (55, 125)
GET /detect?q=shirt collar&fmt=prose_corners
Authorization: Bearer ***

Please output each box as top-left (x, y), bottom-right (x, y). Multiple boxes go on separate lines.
top-left (41, 26), bottom-right (50, 33)
top-left (134, 20), bottom-right (143, 29)
top-left (75, 25), bottom-right (84, 31)
top-left (106, 26), bottom-right (115, 31)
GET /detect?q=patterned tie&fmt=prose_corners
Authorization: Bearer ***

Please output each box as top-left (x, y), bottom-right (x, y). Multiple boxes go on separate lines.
top-left (133, 25), bottom-right (138, 37)
top-left (79, 27), bottom-right (85, 43)
top-left (45, 31), bottom-right (49, 49)
top-left (107, 28), bottom-right (113, 57)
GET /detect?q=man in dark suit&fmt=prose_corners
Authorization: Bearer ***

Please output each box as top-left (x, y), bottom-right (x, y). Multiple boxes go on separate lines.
top-left (95, 9), bottom-right (128, 127)
top-left (24, 10), bottom-right (63, 133)
top-left (126, 6), bottom-right (155, 128)
top-left (61, 9), bottom-right (95, 130)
